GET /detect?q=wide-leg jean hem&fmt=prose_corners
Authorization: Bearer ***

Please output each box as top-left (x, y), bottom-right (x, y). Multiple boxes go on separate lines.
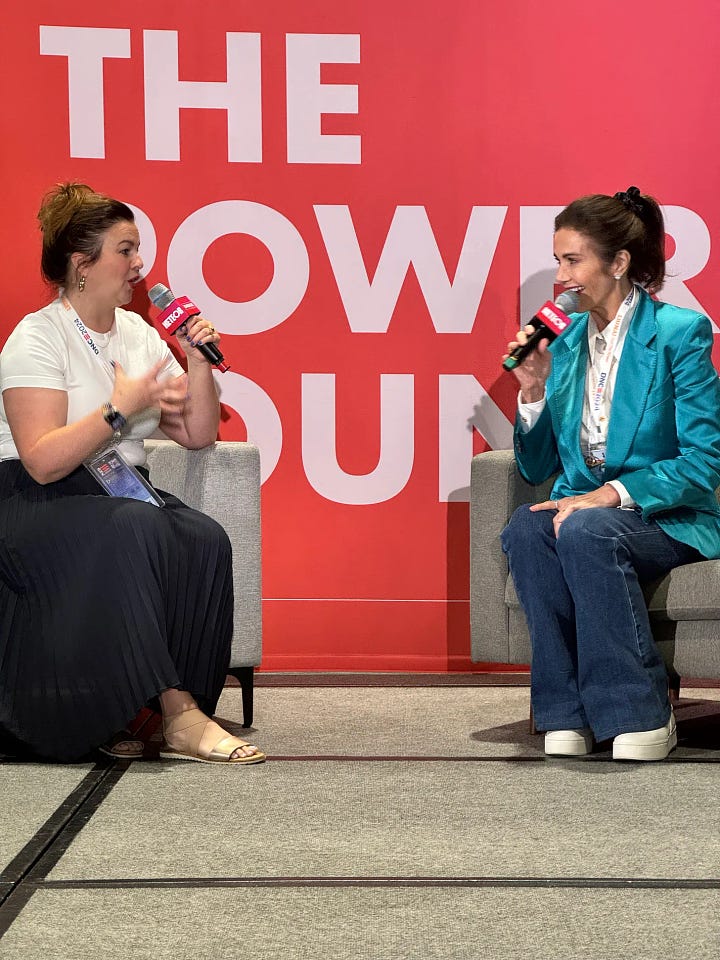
top-left (502, 503), bottom-right (701, 740)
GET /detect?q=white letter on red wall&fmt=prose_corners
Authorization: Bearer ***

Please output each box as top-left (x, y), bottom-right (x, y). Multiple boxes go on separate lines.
top-left (662, 205), bottom-right (715, 328)
top-left (214, 372), bottom-right (283, 483)
top-left (438, 375), bottom-right (513, 502)
top-left (315, 205), bottom-right (507, 332)
top-left (126, 204), bottom-right (157, 278)
top-left (286, 34), bottom-right (360, 164)
top-left (39, 26), bottom-right (131, 158)
top-left (143, 31), bottom-right (262, 162)
top-left (166, 200), bottom-right (310, 334)
top-left (302, 374), bottom-right (414, 504)
top-left (519, 206), bottom-right (563, 323)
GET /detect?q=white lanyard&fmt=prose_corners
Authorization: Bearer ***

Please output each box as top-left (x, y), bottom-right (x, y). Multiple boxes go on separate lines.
top-left (62, 296), bottom-right (123, 453)
top-left (61, 296), bottom-right (116, 382)
top-left (587, 285), bottom-right (636, 442)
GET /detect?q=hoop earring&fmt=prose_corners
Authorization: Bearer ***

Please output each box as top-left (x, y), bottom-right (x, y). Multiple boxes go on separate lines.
top-left (78, 276), bottom-right (86, 292)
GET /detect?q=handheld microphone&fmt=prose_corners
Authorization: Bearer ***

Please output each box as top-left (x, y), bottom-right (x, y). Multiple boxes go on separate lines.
top-left (147, 283), bottom-right (230, 373)
top-left (502, 290), bottom-right (579, 371)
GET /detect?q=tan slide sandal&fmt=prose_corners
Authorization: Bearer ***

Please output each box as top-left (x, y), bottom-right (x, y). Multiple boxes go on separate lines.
top-left (159, 708), bottom-right (266, 764)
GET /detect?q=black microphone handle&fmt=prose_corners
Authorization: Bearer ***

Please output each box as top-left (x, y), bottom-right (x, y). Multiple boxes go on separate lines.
top-left (176, 316), bottom-right (227, 368)
top-left (502, 318), bottom-right (555, 370)
top-left (194, 339), bottom-right (226, 367)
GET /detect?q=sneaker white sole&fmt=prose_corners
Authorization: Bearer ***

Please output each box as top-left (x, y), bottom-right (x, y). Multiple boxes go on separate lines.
top-left (612, 728), bottom-right (677, 762)
top-left (544, 732), bottom-right (593, 757)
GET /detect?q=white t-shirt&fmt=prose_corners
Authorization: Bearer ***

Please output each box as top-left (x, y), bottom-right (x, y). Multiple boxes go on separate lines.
top-left (0, 297), bottom-right (184, 466)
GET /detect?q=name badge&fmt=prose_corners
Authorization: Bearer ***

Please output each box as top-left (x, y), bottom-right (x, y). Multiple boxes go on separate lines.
top-left (584, 443), bottom-right (607, 469)
top-left (84, 447), bottom-right (165, 507)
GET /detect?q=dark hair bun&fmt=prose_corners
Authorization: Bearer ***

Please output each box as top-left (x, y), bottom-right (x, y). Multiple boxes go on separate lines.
top-left (613, 186), bottom-right (645, 217)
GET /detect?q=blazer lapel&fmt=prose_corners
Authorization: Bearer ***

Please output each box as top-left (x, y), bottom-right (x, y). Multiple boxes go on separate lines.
top-left (605, 290), bottom-right (657, 473)
top-left (549, 313), bottom-right (590, 475)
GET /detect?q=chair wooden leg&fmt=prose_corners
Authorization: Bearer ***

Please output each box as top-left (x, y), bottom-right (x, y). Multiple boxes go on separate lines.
top-left (227, 666), bottom-right (255, 728)
top-left (529, 704), bottom-right (537, 735)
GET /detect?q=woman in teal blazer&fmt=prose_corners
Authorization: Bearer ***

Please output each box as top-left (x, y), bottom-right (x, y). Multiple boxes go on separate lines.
top-left (501, 187), bottom-right (720, 761)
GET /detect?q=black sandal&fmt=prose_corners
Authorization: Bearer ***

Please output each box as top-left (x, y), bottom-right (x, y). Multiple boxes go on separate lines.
top-left (98, 730), bottom-right (144, 759)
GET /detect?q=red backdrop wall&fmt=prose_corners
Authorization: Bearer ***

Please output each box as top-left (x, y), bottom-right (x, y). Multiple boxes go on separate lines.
top-left (2, 2), bottom-right (719, 671)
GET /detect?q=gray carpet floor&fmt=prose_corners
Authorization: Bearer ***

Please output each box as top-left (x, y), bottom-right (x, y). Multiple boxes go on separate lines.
top-left (0, 766), bottom-right (92, 870)
top-left (3, 887), bottom-right (720, 960)
top-left (44, 760), bottom-right (720, 880)
top-left (2, 683), bottom-right (720, 959)
top-left (214, 684), bottom-right (720, 759)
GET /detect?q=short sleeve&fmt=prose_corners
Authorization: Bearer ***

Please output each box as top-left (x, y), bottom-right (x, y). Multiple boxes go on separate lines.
top-left (0, 313), bottom-right (69, 392)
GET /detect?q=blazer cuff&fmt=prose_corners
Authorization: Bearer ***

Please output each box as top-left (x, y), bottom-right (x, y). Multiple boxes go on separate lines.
top-left (606, 479), bottom-right (635, 508)
top-left (517, 392), bottom-right (546, 433)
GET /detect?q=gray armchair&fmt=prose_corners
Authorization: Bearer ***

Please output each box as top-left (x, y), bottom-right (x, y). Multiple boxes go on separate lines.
top-left (470, 449), bottom-right (720, 687)
top-left (145, 440), bottom-right (262, 725)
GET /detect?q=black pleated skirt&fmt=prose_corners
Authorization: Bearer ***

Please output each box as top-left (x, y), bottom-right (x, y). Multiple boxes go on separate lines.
top-left (0, 459), bottom-right (233, 761)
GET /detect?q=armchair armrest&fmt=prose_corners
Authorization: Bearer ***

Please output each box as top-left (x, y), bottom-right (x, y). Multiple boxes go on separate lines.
top-left (145, 440), bottom-right (262, 669)
top-left (470, 450), bottom-right (553, 663)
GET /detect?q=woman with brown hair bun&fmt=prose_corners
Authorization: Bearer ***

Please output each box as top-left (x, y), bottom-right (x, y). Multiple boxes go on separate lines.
top-left (500, 187), bottom-right (720, 761)
top-left (0, 182), bottom-right (265, 764)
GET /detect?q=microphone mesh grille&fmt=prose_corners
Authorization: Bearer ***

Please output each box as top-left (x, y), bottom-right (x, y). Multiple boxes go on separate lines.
top-left (554, 289), bottom-right (580, 314)
top-left (148, 283), bottom-right (174, 310)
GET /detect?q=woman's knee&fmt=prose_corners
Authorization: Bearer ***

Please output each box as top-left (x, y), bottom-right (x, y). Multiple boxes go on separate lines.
top-left (109, 499), bottom-right (167, 535)
top-left (501, 503), bottom-right (552, 554)
top-left (193, 512), bottom-right (233, 558)
top-left (556, 507), bottom-right (621, 555)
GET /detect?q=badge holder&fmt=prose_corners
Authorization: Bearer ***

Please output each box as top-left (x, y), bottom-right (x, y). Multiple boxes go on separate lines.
top-left (85, 447), bottom-right (165, 507)
top-left (584, 440), bottom-right (606, 466)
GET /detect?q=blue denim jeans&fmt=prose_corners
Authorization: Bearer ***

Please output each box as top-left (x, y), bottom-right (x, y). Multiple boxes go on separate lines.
top-left (500, 504), bottom-right (702, 741)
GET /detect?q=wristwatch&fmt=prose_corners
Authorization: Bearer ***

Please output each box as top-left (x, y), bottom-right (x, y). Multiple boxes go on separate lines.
top-left (101, 402), bottom-right (127, 439)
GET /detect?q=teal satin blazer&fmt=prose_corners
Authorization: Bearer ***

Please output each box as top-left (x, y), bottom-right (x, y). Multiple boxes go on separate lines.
top-left (514, 287), bottom-right (720, 559)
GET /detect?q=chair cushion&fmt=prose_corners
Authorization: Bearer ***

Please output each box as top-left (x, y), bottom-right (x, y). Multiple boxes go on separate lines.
top-left (505, 559), bottom-right (720, 623)
top-left (643, 561), bottom-right (720, 621)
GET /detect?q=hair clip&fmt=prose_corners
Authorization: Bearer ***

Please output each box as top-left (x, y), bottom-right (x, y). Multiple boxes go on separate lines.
top-left (614, 186), bottom-right (644, 217)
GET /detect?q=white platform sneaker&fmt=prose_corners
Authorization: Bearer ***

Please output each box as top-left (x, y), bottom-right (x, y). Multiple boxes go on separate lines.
top-left (544, 728), bottom-right (594, 757)
top-left (612, 711), bottom-right (677, 761)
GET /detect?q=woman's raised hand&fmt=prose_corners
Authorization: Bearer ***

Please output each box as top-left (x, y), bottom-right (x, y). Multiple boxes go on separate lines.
top-left (503, 325), bottom-right (552, 403)
top-left (175, 316), bottom-right (220, 366)
top-left (110, 361), bottom-right (186, 418)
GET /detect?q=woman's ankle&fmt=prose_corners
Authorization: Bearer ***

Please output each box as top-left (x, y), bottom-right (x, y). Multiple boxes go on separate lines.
top-left (159, 687), bottom-right (199, 718)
